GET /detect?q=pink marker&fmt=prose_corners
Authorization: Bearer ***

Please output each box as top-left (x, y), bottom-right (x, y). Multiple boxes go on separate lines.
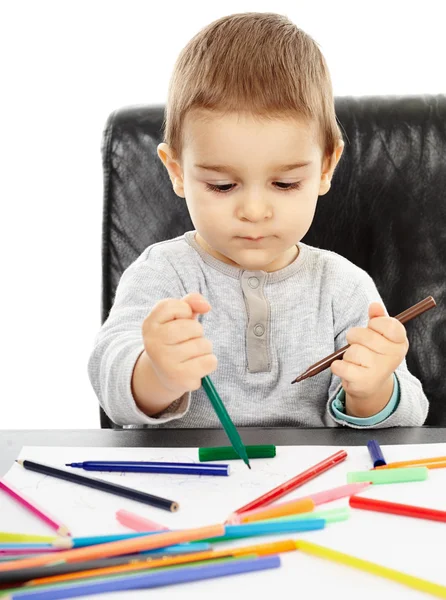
top-left (226, 482), bottom-right (370, 524)
top-left (309, 482), bottom-right (371, 505)
top-left (116, 509), bottom-right (168, 532)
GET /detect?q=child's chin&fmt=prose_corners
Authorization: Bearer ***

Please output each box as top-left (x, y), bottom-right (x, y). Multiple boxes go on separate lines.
top-left (233, 250), bottom-right (274, 271)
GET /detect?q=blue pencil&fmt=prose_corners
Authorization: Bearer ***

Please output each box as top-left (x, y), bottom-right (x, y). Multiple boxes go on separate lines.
top-left (3, 555), bottom-right (281, 599)
top-left (66, 461), bottom-right (230, 476)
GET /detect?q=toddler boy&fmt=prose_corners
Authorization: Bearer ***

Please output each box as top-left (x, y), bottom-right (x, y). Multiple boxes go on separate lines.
top-left (88, 12), bottom-right (428, 428)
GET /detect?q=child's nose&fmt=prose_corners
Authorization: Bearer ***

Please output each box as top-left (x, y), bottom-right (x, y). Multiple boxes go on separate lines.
top-left (237, 194), bottom-right (272, 222)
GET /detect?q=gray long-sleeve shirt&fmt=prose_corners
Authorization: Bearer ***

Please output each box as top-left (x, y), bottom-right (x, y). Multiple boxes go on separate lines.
top-left (88, 232), bottom-right (429, 428)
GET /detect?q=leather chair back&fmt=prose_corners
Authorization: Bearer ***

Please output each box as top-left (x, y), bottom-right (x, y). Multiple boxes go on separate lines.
top-left (100, 96), bottom-right (446, 427)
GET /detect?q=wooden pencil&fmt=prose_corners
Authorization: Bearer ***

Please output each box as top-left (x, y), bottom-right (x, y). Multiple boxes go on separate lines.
top-left (0, 480), bottom-right (70, 537)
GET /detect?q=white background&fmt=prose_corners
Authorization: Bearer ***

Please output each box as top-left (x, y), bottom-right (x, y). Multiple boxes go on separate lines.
top-left (1, 0), bottom-right (444, 429)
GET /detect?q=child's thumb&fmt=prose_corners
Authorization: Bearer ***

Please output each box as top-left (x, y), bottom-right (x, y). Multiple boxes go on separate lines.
top-left (182, 293), bottom-right (211, 316)
top-left (368, 301), bottom-right (386, 321)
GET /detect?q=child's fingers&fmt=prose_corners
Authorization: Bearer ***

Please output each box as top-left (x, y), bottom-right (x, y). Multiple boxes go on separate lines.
top-left (149, 294), bottom-right (210, 325)
top-left (182, 293), bottom-right (212, 316)
top-left (346, 327), bottom-right (400, 355)
top-left (151, 298), bottom-right (195, 324)
top-left (176, 354), bottom-right (218, 391)
top-left (331, 359), bottom-right (367, 384)
top-left (160, 337), bottom-right (214, 367)
top-left (177, 337), bottom-right (215, 363)
top-left (368, 302), bottom-right (386, 320)
top-left (163, 319), bottom-right (204, 345)
top-left (367, 316), bottom-right (408, 344)
top-left (342, 344), bottom-right (373, 368)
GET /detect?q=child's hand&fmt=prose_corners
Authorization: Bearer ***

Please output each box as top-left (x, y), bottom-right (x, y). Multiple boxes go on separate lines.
top-left (142, 293), bottom-right (217, 396)
top-left (330, 302), bottom-right (409, 417)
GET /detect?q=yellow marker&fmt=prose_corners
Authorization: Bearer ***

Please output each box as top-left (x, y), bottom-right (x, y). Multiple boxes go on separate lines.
top-left (295, 540), bottom-right (446, 598)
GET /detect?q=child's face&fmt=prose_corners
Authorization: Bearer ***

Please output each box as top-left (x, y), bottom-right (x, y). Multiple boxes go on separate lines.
top-left (159, 110), bottom-right (342, 272)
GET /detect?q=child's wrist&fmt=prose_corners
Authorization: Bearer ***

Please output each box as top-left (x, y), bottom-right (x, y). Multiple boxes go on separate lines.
top-left (132, 351), bottom-right (186, 416)
top-left (345, 375), bottom-right (395, 418)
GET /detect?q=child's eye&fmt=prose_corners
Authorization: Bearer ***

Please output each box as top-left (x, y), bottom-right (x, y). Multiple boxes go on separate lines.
top-left (205, 181), bottom-right (302, 194)
top-left (205, 183), bottom-right (235, 193)
top-left (274, 181), bottom-right (302, 191)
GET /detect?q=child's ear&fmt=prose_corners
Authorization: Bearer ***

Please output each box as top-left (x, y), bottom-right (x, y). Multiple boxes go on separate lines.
top-left (157, 143), bottom-right (185, 198)
top-left (319, 140), bottom-right (344, 196)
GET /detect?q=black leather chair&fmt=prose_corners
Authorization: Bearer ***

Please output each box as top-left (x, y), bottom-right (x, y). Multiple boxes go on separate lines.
top-left (99, 95), bottom-right (446, 428)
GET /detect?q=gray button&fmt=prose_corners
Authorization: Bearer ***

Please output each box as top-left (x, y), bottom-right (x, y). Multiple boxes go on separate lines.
top-left (248, 276), bottom-right (260, 289)
top-left (254, 324), bottom-right (265, 336)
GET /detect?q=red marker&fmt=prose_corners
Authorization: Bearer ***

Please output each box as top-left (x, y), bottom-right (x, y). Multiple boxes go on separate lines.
top-left (350, 495), bottom-right (446, 522)
top-left (232, 450), bottom-right (348, 516)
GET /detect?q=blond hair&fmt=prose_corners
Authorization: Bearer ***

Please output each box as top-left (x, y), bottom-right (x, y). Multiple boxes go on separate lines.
top-left (164, 12), bottom-right (343, 160)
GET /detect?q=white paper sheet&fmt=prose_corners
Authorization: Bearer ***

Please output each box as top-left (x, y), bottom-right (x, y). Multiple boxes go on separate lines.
top-left (1, 443), bottom-right (446, 599)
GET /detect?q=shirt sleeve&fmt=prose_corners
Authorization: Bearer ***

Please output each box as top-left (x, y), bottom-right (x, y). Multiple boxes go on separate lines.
top-left (87, 254), bottom-right (191, 426)
top-left (330, 373), bottom-right (400, 426)
top-left (323, 268), bottom-right (429, 428)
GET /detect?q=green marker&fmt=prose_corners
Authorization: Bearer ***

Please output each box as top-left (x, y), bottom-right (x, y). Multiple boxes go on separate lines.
top-left (199, 445), bottom-right (276, 462)
top-left (201, 376), bottom-right (251, 469)
top-left (267, 506), bottom-right (351, 525)
top-left (347, 467), bottom-right (428, 485)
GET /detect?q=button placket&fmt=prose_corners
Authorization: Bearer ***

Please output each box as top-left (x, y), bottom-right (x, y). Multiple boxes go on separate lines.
top-left (254, 324), bottom-right (265, 336)
top-left (240, 271), bottom-right (270, 372)
top-left (248, 276), bottom-right (260, 289)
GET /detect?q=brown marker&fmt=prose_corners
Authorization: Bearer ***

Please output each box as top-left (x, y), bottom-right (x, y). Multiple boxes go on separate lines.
top-left (292, 296), bottom-right (436, 384)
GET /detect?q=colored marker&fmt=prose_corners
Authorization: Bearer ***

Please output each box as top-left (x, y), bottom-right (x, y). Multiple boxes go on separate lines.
top-left (66, 461), bottom-right (230, 477)
top-left (201, 376), bottom-right (251, 469)
top-left (208, 518), bottom-right (325, 542)
top-left (2, 555), bottom-right (281, 599)
top-left (347, 467), bottom-right (428, 485)
top-left (350, 495), bottom-right (446, 523)
top-left (376, 457), bottom-right (446, 470)
top-left (232, 450), bottom-right (347, 516)
top-left (0, 540), bottom-right (295, 587)
top-left (367, 440), bottom-right (387, 467)
top-left (199, 445), bottom-right (276, 462)
top-left (116, 509), bottom-right (167, 532)
top-left (0, 524), bottom-right (225, 573)
top-left (239, 498), bottom-right (315, 524)
top-left (296, 539), bottom-right (446, 598)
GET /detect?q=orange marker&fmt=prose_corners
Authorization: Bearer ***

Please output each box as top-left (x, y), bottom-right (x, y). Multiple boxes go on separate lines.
top-left (27, 539), bottom-right (296, 587)
top-left (240, 498), bottom-right (315, 524)
top-left (0, 524), bottom-right (224, 573)
top-left (376, 457), bottom-right (446, 470)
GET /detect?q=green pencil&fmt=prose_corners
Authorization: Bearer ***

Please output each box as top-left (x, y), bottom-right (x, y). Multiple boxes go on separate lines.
top-left (201, 376), bottom-right (251, 469)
